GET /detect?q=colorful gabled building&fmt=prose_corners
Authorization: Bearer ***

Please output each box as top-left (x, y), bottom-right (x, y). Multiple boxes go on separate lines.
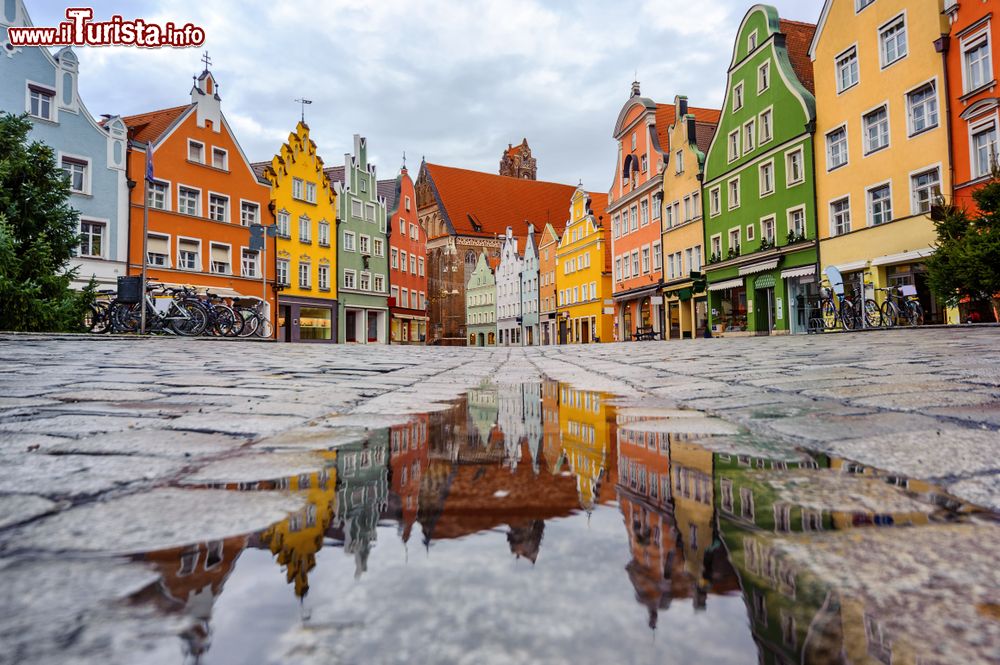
top-left (383, 163), bottom-right (428, 343)
top-left (326, 135), bottom-right (389, 343)
top-left (660, 97), bottom-right (719, 340)
top-left (466, 251), bottom-right (497, 346)
top-left (555, 185), bottom-right (612, 343)
top-left (496, 226), bottom-right (523, 346)
top-left (810, 0), bottom-right (953, 325)
top-left (610, 83), bottom-right (721, 341)
top-left (537, 223), bottom-right (561, 344)
top-left (1, 0), bottom-right (129, 290)
top-left (519, 224), bottom-right (540, 345)
top-left (702, 7), bottom-right (819, 336)
top-left (253, 121), bottom-right (337, 342)
top-left (122, 64), bottom-right (276, 324)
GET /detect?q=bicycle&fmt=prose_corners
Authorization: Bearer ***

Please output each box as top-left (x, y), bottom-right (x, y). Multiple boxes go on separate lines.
top-left (848, 284), bottom-right (881, 329)
top-left (84, 288), bottom-right (117, 333)
top-left (235, 297), bottom-right (273, 338)
top-left (876, 285), bottom-right (924, 327)
top-left (819, 285), bottom-right (856, 330)
top-left (204, 291), bottom-right (243, 337)
top-left (117, 283), bottom-right (208, 336)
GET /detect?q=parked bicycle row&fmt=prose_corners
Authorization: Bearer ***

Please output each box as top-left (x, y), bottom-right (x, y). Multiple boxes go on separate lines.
top-left (84, 276), bottom-right (272, 338)
top-left (808, 266), bottom-right (924, 333)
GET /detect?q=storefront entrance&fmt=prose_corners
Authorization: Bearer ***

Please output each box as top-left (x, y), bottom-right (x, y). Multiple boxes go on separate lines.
top-left (668, 301), bottom-right (681, 339)
top-left (754, 287), bottom-right (775, 334)
top-left (622, 306), bottom-right (632, 340)
top-left (695, 298), bottom-right (708, 338)
top-left (887, 264), bottom-right (944, 324)
top-left (580, 319), bottom-right (590, 344)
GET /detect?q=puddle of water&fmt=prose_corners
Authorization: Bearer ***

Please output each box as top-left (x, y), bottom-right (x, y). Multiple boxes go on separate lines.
top-left (5, 380), bottom-right (997, 665)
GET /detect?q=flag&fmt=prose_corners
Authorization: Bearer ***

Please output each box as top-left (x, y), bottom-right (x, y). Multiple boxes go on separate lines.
top-left (145, 149), bottom-right (155, 183)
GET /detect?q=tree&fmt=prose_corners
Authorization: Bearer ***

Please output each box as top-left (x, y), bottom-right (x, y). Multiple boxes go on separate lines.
top-left (0, 112), bottom-right (93, 332)
top-left (927, 177), bottom-right (1000, 322)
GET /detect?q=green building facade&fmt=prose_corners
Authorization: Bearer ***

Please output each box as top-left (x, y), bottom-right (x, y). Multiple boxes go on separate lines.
top-left (328, 135), bottom-right (389, 343)
top-left (702, 6), bottom-right (819, 336)
top-left (466, 252), bottom-right (497, 347)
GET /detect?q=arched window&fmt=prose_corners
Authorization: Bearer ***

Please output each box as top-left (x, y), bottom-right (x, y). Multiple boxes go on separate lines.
top-left (465, 250), bottom-right (477, 267)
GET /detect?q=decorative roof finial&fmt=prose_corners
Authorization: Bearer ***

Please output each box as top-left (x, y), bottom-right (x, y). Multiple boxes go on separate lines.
top-left (201, 50), bottom-right (212, 72)
top-left (295, 98), bottom-right (312, 123)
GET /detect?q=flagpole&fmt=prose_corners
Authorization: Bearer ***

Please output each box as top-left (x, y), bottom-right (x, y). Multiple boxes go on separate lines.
top-left (140, 145), bottom-right (150, 335)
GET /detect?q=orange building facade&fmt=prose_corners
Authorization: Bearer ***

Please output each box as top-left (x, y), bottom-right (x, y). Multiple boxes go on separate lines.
top-left (124, 67), bottom-right (275, 324)
top-left (384, 164), bottom-right (428, 343)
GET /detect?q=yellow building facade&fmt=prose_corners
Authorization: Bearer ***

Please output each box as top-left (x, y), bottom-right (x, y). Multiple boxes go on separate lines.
top-left (810, 0), bottom-right (955, 324)
top-left (660, 96), bottom-right (717, 339)
top-left (554, 187), bottom-right (612, 344)
top-left (257, 121), bottom-right (339, 342)
top-left (558, 385), bottom-right (614, 511)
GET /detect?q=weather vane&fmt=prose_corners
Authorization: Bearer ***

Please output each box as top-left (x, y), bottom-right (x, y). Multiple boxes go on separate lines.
top-left (295, 98), bottom-right (313, 122)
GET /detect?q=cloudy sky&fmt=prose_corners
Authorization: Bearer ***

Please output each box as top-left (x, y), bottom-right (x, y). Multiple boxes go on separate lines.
top-left (30, 0), bottom-right (823, 190)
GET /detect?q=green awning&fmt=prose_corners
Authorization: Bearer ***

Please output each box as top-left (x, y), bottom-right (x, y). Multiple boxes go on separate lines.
top-left (754, 274), bottom-right (776, 289)
top-left (678, 288), bottom-right (693, 301)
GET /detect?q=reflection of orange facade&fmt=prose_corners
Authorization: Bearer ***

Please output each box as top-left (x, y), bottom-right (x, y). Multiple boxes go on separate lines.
top-left (540, 380), bottom-right (564, 472)
top-left (124, 68), bottom-right (275, 322)
top-left (390, 415), bottom-right (430, 543)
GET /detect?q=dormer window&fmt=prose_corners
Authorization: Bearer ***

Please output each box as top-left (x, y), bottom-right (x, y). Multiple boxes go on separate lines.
top-left (211, 147), bottom-right (227, 170)
top-left (188, 140), bottom-right (204, 163)
top-left (28, 85), bottom-right (54, 121)
top-left (748, 31), bottom-right (758, 51)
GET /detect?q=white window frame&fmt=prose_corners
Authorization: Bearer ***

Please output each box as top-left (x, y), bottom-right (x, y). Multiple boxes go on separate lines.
top-left (298, 260), bottom-right (311, 289)
top-left (733, 82), bottom-right (744, 111)
top-left (909, 164), bottom-right (942, 215)
top-left (209, 242), bottom-right (232, 275)
top-left (835, 44), bottom-right (860, 94)
top-left (211, 146), bottom-right (228, 170)
top-left (299, 215), bottom-right (311, 243)
top-left (826, 124), bottom-right (849, 171)
top-left (146, 232), bottom-right (171, 268)
top-left (59, 152), bottom-right (91, 195)
top-left (343, 230), bottom-right (356, 252)
top-left (785, 147), bottom-right (805, 187)
top-left (710, 233), bottom-right (722, 260)
top-left (709, 186), bottom-right (721, 217)
top-left (745, 223), bottom-right (755, 242)
top-left (728, 129), bottom-right (740, 162)
top-left (727, 176), bottom-right (741, 210)
top-left (961, 26), bottom-right (993, 95)
top-left (343, 269), bottom-right (357, 289)
top-left (177, 184), bottom-right (202, 217)
top-left (276, 258), bottom-right (290, 286)
top-left (905, 79), bottom-right (939, 137)
top-left (757, 61), bottom-right (770, 93)
top-left (239, 199), bottom-right (259, 227)
top-left (276, 210), bottom-right (291, 238)
top-left (830, 196), bottom-right (852, 237)
top-left (879, 13), bottom-right (908, 69)
top-left (862, 102), bottom-right (891, 155)
top-left (187, 139), bottom-right (205, 164)
top-left (25, 82), bottom-right (55, 122)
top-left (969, 116), bottom-right (999, 180)
top-left (318, 263), bottom-right (330, 291)
top-left (786, 204), bottom-right (807, 239)
top-left (176, 235), bottom-right (201, 271)
top-left (866, 180), bottom-right (893, 227)
top-left (147, 178), bottom-right (170, 210)
top-left (759, 106), bottom-right (774, 145)
top-left (78, 218), bottom-right (107, 258)
top-left (758, 159), bottom-right (775, 197)
top-left (241, 247), bottom-right (260, 278)
top-left (760, 215), bottom-right (776, 245)
top-left (743, 118), bottom-right (756, 155)
top-left (207, 191), bottom-right (229, 223)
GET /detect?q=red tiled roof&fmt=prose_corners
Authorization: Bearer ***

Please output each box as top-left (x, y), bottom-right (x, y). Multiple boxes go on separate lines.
top-left (780, 19), bottom-right (817, 95)
top-left (250, 160), bottom-right (270, 181)
top-left (323, 166), bottom-right (346, 186)
top-left (694, 122), bottom-right (718, 156)
top-left (423, 163), bottom-right (581, 239)
top-left (654, 104), bottom-right (721, 153)
top-left (122, 104), bottom-right (191, 144)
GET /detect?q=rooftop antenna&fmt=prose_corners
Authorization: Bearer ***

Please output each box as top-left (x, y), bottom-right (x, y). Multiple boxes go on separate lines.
top-left (295, 98), bottom-right (312, 123)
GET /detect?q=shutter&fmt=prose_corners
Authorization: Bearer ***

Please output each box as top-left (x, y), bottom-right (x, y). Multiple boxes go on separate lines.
top-left (178, 239), bottom-right (198, 253)
top-left (147, 235), bottom-right (168, 255)
top-left (211, 244), bottom-right (229, 263)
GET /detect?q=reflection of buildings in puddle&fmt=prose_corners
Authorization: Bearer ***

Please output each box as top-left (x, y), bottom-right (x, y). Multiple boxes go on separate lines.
top-left (497, 383), bottom-right (543, 473)
top-left (541, 380), bottom-right (566, 474)
top-left (467, 384), bottom-right (499, 449)
top-left (560, 385), bottom-right (617, 511)
top-left (388, 416), bottom-right (430, 544)
top-left (137, 535), bottom-right (248, 660)
top-left (329, 435), bottom-right (390, 578)
top-left (258, 452), bottom-right (338, 599)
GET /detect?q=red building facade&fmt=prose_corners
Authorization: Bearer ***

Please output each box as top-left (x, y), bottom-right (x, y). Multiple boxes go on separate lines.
top-left (384, 165), bottom-right (427, 343)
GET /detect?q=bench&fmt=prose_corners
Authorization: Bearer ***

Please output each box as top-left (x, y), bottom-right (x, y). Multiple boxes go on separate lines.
top-left (632, 326), bottom-right (661, 341)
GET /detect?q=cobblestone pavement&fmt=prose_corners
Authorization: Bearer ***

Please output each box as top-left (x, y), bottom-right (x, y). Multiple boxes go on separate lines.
top-left (0, 328), bottom-right (998, 664)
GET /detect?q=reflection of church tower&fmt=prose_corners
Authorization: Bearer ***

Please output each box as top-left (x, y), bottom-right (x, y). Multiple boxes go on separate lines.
top-left (332, 435), bottom-right (389, 578)
top-left (499, 138), bottom-right (537, 180)
top-left (507, 520), bottom-right (545, 563)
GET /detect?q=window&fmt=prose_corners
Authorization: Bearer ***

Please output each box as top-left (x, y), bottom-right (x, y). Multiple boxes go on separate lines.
top-left (277, 259), bottom-right (289, 286)
top-left (178, 186), bottom-right (200, 216)
top-left (692, 191), bottom-right (701, 218)
top-left (710, 186), bottom-right (721, 216)
top-left (675, 150), bottom-right (684, 173)
top-left (684, 248), bottom-right (693, 274)
top-left (365, 203), bottom-right (376, 221)
top-left (391, 248), bottom-right (399, 269)
top-left (652, 194), bottom-right (662, 220)
top-left (972, 121), bottom-right (998, 178)
top-left (615, 258), bottom-right (622, 281)
top-left (418, 257), bottom-right (425, 276)
top-left (392, 285), bottom-right (400, 302)
top-left (668, 253), bottom-right (676, 279)
top-left (880, 15), bottom-right (907, 68)
top-left (188, 140), bottom-right (204, 163)
top-left (761, 217), bottom-right (775, 244)
top-left (612, 214), bottom-right (621, 238)
top-left (359, 177), bottom-right (367, 192)
top-left (28, 85), bottom-right (53, 120)
top-left (298, 261), bottom-right (311, 289)
top-left (863, 106), bottom-right (890, 154)
top-left (728, 177), bottom-right (741, 209)
top-left (147, 234), bottom-right (169, 267)
top-left (374, 237), bottom-right (384, 256)
top-left (856, 0), bottom-right (875, 10)
top-left (759, 161), bottom-right (774, 196)
top-left (172, 235), bottom-right (200, 270)
top-left (836, 47), bottom-right (859, 93)
top-left (212, 147), bottom-right (227, 170)
top-left (242, 249), bottom-right (259, 278)
top-left (299, 216), bottom-right (311, 243)
top-left (758, 61), bottom-right (770, 92)
top-left (318, 264), bottom-right (329, 290)
top-left (827, 126), bottom-right (849, 169)
top-left (745, 224), bottom-right (755, 241)
top-left (318, 220), bottom-right (330, 246)
top-left (210, 243), bottom-right (230, 274)
top-left (711, 235), bottom-right (722, 259)
top-left (868, 183), bottom-right (892, 226)
top-left (728, 130), bottom-right (740, 161)
top-left (344, 269), bottom-right (356, 289)
top-left (788, 207), bottom-right (806, 238)
top-left (631, 250), bottom-right (640, 276)
top-left (786, 148), bottom-right (804, 185)
top-left (410, 223), bottom-right (418, 240)
top-left (79, 221), bottom-right (104, 257)
top-left (640, 199), bottom-right (649, 226)
top-left (359, 272), bottom-right (371, 291)
top-left (733, 82), bottom-right (744, 111)
top-left (405, 196), bottom-right (411, 211)
top-left (400, 249), bottom-right (407, 271)
top-left (305, 182), bottom-right (316, 203)
top-left (147, 180), bottom-right (168, 209)
top-left (292, 177), bottom-right (304, 200)
top-left (641, 154), bottom-right (648, 172)
top-left (374, 274), bottom-right (385, 292)
top-left (630, 205), bottom-right (638, 231)
top-left (911, 168), bottom-right (940, 214)
top-left (963, 33), bottom-right (992, 93)
top-left (748, 31), bottom-right (757, 51)
top-left (759, 108), bottom-right (773, 143)
top-left (665, 202), bottom-right (674, 228)
top-left (410, 254), bottom-right (417, 273)
top-left (240, 201), bottom-right (259, 227)
top-left (653, 242), bottom-right (662, 271)
top-left (744, 120), bottom-right (756, 154)
top-left (343, 230), bottom-right (356, 252)
top-left (728, 228), bottom-right (740, 253)
top-left (61, 157), bottom-right (87, 193)
top-left (641, 246), bottom-right (650, 273)
top-left (351, 199), bottom-right (362, 218)
top-left (907, 83), bottom-right (938, 135)
top-left (831, 197), bottom-right (852, 236)
top-left (276, 211), bottom-right (290, 237)
top-left (208, 194), bottom-right (228, 222)
top-left (359, 235), bottom-right (371, 254)
top-left (631, 133), bottom-right (637, 150)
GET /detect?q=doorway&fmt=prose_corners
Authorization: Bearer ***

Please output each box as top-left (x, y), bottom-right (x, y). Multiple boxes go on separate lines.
top-left (367, 311), bottom-right (380, 343)
top-left (478, 332), bottom-right (485, 346)
top-left (278, 305), bottom-right (291, 342)
top-left (755, 287), bottom-right (775, 334)
top-left (581, 319), bottom-right (590, 344)
top-left (345, 310), bottom-right (358, 342)
top-left (622, 306), bottom-right (632, 340)
top-left (668, 301), bottom-right (681, 340)
top-left (559, 319), bottom-right (568, 345)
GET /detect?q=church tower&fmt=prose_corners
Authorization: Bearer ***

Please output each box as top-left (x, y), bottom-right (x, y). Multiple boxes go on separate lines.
top-left (499, 138), bottom-right (536, 180)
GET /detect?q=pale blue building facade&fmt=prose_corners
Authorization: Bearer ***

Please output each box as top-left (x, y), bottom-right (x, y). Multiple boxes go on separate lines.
top-left (519, 223), bottom-right (539, 346)
top-left (1, 0), bottom-right (129, 288)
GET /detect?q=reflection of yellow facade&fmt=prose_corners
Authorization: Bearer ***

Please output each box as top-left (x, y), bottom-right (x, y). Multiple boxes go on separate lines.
top-left (559, 386), bottom-right (613, 509)
top-left (811, 0), bottom-right (956, 323)
top-left (555, 187), bottom-right (612, 344)
top-left (671, 438), bottom-right (715, 586)
top-left (260, 451), bottom-right (338, 598)
top-left (828, 458), bottom-right (930, 529)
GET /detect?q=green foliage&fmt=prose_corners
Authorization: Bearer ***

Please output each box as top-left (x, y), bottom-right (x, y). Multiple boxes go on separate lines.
top-left (0, 112), bottom-right (92, 332)
top-left (927, 178), bottom-right (1000, 311)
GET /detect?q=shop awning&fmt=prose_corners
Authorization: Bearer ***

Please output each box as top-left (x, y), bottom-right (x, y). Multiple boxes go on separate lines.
top-left (870, 248), bottom-right (934, 267)
top-left (781, 265), bottom-right (815, 280)
top-left (835, 260), bottom-right (868, 272)
top-left (754, 274), bottom-right (776, 289)
top-left (393, 313), bottom-right (429, 321)
top-left (707, 277), bottom-right (744, 292)
top-left (738, 259), bottom-right (779, 276)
